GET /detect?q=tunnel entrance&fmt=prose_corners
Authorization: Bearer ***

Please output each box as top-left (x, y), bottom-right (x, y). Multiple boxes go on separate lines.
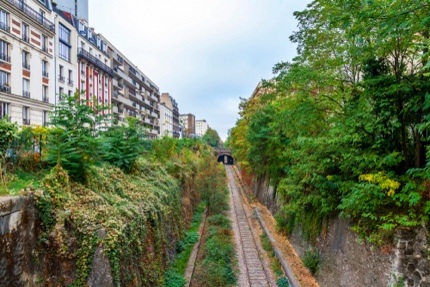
top-left (217, 154), bottom-right (234, 165)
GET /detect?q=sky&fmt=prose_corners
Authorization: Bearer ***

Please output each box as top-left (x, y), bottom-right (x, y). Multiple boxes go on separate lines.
top-left (88, 0), bottom-right (310, 141)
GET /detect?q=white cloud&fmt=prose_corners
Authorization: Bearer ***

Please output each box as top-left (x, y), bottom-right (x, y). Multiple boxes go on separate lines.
top-left (89, 0), bottom-right (311, 141)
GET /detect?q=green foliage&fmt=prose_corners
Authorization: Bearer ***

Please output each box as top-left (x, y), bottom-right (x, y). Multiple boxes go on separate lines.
top-left (101, 117), bottom-right (147, 173)
top-left (0, 117), bottom-right (18, 156)
top-left (202, 128), bottom-right (222, 147)
top-left (164, 270), bottom-right (186, 287)
top-left (229, 0), bottom-right (430, 244)
top-left (46, 91), bottom-right (110, 182)
top-left (277, 277), bottom-right (292, 287)
top-left (303, 249), bottom-right (320, 275)
top-left (191, 165), bottom-right (236, 287)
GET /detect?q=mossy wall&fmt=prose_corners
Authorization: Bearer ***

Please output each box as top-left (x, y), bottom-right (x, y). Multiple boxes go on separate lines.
top-left (0, 158), bottom-right (200, 287)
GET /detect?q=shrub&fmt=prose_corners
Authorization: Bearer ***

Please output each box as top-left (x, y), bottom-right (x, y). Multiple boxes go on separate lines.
top-left (303, 248), bottom-right (320, 274)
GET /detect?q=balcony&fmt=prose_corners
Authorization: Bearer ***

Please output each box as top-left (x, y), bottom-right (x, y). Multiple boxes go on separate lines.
top-left (23, 91), bottom-right (30, 98)
top-left (42, 45), bottom-right (48, 53)
top-left (0, 53), bottom-right (11, 63)
top-left (22, 63), bottom-right (30, 70)
top-left (42, 96), bottom-right (49, 103)
top-left (0, 84), bottom-right (11, 93)
top-left (42, 71), bottom-right (48, 78)
top-left (22, 118), bottom-right (30, 125)
top-left (68, 79), bottom-right (74, 86)
top-left (22, 35), bottom-right (29, 42)
top-left (6, 0), bottom-right (55, 32)
top-left (0, 22), bottom-right (10, 33)
top-left (77, 48), bottom-right (113, 77)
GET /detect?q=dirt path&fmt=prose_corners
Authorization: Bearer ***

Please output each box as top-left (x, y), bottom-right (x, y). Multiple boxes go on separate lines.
top-left (226, 166), bottom-right (276, 287)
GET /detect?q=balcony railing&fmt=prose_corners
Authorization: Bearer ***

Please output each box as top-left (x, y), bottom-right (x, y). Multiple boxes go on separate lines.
top-left (78, 48), bottom-right (113, 77)
top-left (42, 45), bottom-right (48, 52)
top-left (42, 71), bottom-right (49, 78)
top-left (0, 22), bottom-right (10, 33)
top-left (129, 66), bottom-right (137, 75)
top-left (68, 79), bottom-right (74, 86)
top-left (58, 76), bottom-right (65, 83)
top-left (22, 35), bottom-right (29, 42)
top-left (0, 84), bottom-right (11, 93)
top-left (22, 118), bottom-right (30, 125)
top-left (6, 0), bottom-right (55, 32)
top-left (22, 63), bottom-right (30, 70)
top-left (113, 92), bottom-right (118, 99)
top-left (23, 91), bottom-right (30, 98)
top-left (42, 96), bottom-right (49, 103)
top-left (0, 53), bottom-right (11, 63)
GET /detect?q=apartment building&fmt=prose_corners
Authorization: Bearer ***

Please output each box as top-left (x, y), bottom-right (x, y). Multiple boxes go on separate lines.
top-left (159, 102), bottom-right (173, 137)
top-left (101, 35), bottom-right (160, 139)
top-left (196, 119), bottom-right (209, 137)
top-left (76, 19), bottom-right (112, 118)
top-left (0, 0), bottom-right (55, 126)
top-left (54, 0), bottom-right (89, 22)
top-left (160, 93), bottom-right (179, 138)
top-left (179, 113), bottom-right (195, 137)
top-left (54, 9), bottom-right (77, 103)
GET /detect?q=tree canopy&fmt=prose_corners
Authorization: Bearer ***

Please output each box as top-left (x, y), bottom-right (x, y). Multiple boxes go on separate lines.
top-left (229, 0), bottom-right (430, 244)
top-left (202, 128), bottom-right (222, 148)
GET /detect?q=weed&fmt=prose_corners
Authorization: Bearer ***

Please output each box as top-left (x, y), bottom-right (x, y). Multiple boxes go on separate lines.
top-left (303, 248), bottom-right (320, 274)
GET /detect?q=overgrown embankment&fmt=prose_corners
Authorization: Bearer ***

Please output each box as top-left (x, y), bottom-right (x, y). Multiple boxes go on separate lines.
top-left (226, 1), bottom-right (430, 286)
top-left (0, 93), bottom-right (223, 286)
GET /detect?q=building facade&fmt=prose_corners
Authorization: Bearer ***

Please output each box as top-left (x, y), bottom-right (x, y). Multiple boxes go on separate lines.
top-left (54, 9), bottom-right (77, 104)
top-left (101, 35), bottom-right (160, 139)
top-left (53, 0), bottom-right (88, 23)
top-left (0, 0), bottom-right (55, 126)
top-left (196, 119), bottom-right (209, 137)
top-left (159, 102), bottom-right (172, 137)
top-left (75, 19), bottom-right (112, 119)
top-left (179, 113), bottom-right (195, 137)
top-left (160, 93), bottom-right (179, 138)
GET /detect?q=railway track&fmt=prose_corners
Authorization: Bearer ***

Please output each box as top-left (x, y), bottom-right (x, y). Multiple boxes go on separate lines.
top-left (226, 165), bottom-right (274, 287)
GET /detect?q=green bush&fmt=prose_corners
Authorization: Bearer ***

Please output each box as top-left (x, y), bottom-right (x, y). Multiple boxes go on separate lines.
top-left (303, 249), bottom-right (320, 274)
top-left (164, 270), bottom-right (185, 287)
top-left (277, 277), bottom-right (292, 287)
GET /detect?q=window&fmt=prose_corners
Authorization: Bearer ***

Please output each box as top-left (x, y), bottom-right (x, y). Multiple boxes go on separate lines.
top-left (42, 60), bottom-right (48, 77)
top-left (42, 85), bottom-right (48, 102)
top-left (0, 71), bottom-right (9, 93)
top-left (59, 65), bottom-right (64, 82)
top-left (0, 9), bottom-right (9, 33)
top-left (68, 69), bottom-right (73, 86)
top-left (41, 35), bottom-right (48, 52)
top-left (42, 110), bottom-right (48, 126)
top-left (81, 63), bottom-right (85, 75)
top-left (68, 90), bottom-right (72, 97)
top-left (22, 50), bottom-right (30, 70)
top-left (23, 78), bottom-right (30, 98)
top-left (59, 87), bottom-right (64, 101)
top-left (22, 23), bottom-right (29, 42)
top-left (58, 24), bottom-right (70, 61)
top-left (0, 40), bottom-right (10, 62)
top-left (22, 107), bottom-right (30, 125)
top-left (0, 102), bottom-right (9, 120)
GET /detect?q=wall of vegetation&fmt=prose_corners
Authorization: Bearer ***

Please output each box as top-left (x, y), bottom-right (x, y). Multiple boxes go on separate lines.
top-left (0, 93), bottom-right (222, 286)
top-left (227, 0), bottom-right (430, 245)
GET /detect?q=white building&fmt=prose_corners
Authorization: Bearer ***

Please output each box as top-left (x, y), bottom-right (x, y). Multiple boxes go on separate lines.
top-left (159, 102), bottom-right (172, 137)
top-left (196, 119), bottom-right (209, 137)
top-left (0, 0), bottom-right (55, 126)
top-left (54, 9), bottom-right (77, 103)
